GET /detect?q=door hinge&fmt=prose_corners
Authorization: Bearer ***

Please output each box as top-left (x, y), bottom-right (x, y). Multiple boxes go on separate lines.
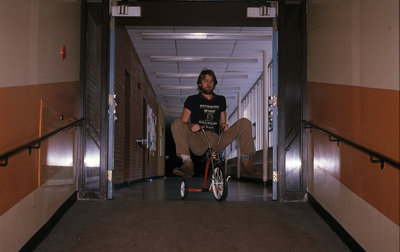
top-left (272, 95), bottom-right (278, 107)
top-left (108, 94), bottom-right (118, 121)
top-left (273, 170), bottom-right (278, 182)
top-left (108, 94), bottom-right (116, 106)
top-left (107, 170), bottom-right (113, 182)
top-left (273, 18), bottom-right (278, 31)
top-left (110, 18), bottom-right (115, 30)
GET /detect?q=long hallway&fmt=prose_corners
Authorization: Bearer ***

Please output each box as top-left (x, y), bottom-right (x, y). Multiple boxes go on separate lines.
top-left (35, 178), bottom-right (350, 252)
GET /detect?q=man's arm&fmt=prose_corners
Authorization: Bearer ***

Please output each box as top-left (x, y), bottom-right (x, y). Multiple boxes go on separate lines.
top-left (220, 111), bottom-right (229, 131)
top-left (181, 108), bottom-right (191, 123)
top-left (181, 108), bottom-right (201, 132)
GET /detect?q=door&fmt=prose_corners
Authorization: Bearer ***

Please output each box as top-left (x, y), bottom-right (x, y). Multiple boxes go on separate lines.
top-left (277, 1), bottom-right (307, 201)
top-left (79, 2), bottom-right (109, 199)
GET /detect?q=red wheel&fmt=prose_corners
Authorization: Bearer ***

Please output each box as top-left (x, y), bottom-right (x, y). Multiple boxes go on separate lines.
top-left (212, 166), bottom-right (228, 201)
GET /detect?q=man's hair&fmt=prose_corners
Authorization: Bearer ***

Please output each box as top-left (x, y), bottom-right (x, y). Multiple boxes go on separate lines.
top-left (196, 69), bottom-right (218, 85)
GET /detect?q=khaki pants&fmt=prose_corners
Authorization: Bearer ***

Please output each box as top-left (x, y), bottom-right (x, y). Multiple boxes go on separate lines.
top-left (171, 118), bottom-right (256, 157)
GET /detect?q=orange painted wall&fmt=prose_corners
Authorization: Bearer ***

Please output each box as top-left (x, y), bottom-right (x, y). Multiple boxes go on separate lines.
top-left (308, 81), bottom-right (399, 225)
top-left (308, 82), bottom-right (399, 160)
top-left (0, 81), bottom-right (79, 215)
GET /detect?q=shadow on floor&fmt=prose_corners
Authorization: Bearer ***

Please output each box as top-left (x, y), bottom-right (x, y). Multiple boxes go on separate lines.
top-left (35, 177), bottom-right (350, 252)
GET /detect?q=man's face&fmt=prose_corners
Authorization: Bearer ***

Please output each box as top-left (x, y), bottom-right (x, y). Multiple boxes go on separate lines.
top-left (199, 74), bottom-right (215, 94)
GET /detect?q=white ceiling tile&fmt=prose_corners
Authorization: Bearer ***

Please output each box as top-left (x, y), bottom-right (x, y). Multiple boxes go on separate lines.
top-left (126, 25), bottom-right (272, 119)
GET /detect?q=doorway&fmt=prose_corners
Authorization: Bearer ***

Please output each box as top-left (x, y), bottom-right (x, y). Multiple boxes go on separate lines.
top-left (80, 0), bottom-right (307, 201)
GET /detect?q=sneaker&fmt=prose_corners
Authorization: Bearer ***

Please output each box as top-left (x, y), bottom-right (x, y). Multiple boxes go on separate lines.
top-left (173, 161), bottom-right (194, 177)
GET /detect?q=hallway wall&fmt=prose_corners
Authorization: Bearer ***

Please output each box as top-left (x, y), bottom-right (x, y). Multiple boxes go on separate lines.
top-left (114, 25), bottom-right (161, 184)
top-left (157, 104), bottom-right (166, 176)
top-left (0, 0), bottom-right (81, 251)
top-left (306, 0), bottom-right (399, 251)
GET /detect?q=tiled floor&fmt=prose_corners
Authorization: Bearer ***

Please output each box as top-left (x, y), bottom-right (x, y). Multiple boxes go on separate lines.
top-left (35, 177), bottom-right (350, 252)
top-left (115, 177), bottom-right (271, 202)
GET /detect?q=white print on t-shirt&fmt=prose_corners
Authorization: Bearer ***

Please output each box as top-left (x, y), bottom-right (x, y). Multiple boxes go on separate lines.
top-left (204, 109), bottom-right (215, 121)
top-left (198, 104), bottom-right (220, 130)
top-left (199, 120), bottom-right (218, 130)
top-left (200, 105), bottom-right (219, 109)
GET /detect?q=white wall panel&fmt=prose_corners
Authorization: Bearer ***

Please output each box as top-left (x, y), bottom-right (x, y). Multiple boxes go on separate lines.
top-left (307, 0), bottom-right (399, 90)
top-left (0, 0), bottom-right (81, 87)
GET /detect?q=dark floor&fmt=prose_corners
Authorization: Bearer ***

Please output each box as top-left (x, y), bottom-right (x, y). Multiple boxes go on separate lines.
top-left (35, 177), bottom-right (350, 252)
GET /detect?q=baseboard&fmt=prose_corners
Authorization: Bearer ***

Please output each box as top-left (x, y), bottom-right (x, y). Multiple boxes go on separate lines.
top-left (20, 191), bottom-right (77, 252)
top-left (233, 176), bottom-right (272, 185)
top-left (114, 176), bottom-right (166, 190)
top-left (307, 193), bottom-right (365, 252)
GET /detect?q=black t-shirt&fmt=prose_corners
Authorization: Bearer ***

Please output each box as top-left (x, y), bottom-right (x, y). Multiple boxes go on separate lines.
top-left (184, 93), bottom-right (226, 133)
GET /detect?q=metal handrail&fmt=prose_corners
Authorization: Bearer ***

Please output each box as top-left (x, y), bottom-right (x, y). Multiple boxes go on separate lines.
top-left (302, 120), bottom-right (400, 170)
top-left (0, 118), bottom-right (85, 167)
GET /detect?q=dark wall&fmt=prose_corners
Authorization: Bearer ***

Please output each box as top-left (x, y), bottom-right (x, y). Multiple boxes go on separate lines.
top-left (114, 25), bottom-right (158, 184)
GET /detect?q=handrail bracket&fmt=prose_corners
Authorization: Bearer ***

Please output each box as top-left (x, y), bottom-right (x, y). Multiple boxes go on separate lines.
top-left (0, 157), bottom-right (8, 167)
top-left (304, 125), bottom-right (312, 132)
top-left (370, 154), bottom-right (385, 169)
top-left (328, 135), bottom-right (340, 147)
top-left (28, 142), bottom-right (41, 155)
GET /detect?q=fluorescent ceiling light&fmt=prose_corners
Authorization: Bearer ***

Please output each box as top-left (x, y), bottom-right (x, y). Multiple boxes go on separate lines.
top-left (168, 112), bottom-right (182, 116)
top-left (160, 85), bottom-right (241, 91)
top-left (156, 73), bottom-right (248, 78)
top-left (142, 32), bottom-right (271, 40)
top-left (165, 108), bottom-right (184, 113)
top-left (149, 56), bottom-right (258, 63)
top-left (160, 85), bottom-right (196, 90)
top-left (162, 95), bottom-right (191, 98)
top-left (166, 105), bottom-right (184, 108)
top-left (156, 73), bottom-right (197, 78)
top-left (215, 87), bottom-right (241, 91)
top-left (222, 96), bottom-right (236, 99)
top-left (163, 94), bottom-right (236, 99)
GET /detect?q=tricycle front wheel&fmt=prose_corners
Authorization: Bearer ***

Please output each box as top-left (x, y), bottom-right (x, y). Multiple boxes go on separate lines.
top-left (212, 166), bottom-right (228, 201)
top-left (180, 180), bottom-right (188, 200)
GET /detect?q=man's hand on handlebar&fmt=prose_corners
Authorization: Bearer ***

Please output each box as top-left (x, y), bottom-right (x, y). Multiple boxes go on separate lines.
top-left (188, 123), bottom-right (229, 133)
top-left (221, 123), bottom-right (229, 132)
top-left (191, 123), bottom-right (202, 132)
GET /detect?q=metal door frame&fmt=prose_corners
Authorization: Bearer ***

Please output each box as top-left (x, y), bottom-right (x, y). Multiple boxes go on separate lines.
top-left (272, 17), bottom-right (279, 201)
top-left (107, 15), bottom-right (116, 199)
top-left (106, 0), bottom-right (276, 200)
